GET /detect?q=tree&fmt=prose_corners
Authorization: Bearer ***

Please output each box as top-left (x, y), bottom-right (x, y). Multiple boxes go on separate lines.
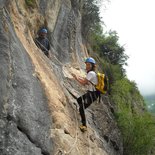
top-left (81, 0), bottom-right (101, 38)
top-left (100, 30), bottom-right (128, 66)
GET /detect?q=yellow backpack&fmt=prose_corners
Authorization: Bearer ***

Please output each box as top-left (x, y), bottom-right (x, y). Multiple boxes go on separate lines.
top-left (95, 72), bottom-right (109, 94)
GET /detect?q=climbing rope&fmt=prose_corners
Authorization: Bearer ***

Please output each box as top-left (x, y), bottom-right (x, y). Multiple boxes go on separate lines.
top-left (63, 82), bottom-right (93, 155)
top-left (54, 109), bottom-right (79, 155)
top-left (34, 38), bottom-right (49, 53)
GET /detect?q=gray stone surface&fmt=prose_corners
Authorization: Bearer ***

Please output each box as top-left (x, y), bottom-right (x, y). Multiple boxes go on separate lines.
top-left (50, 0), bottom-right (84, 65)
top-left (0, 0), bottom-right (124, 155)
top-left (0, 7), bottom-right (52, 155)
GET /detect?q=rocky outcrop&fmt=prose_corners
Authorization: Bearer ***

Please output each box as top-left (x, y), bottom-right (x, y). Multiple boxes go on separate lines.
top-left (0, 5), bottom-right (52, 155)
top-left (0, 0), bottom-right (123, 155)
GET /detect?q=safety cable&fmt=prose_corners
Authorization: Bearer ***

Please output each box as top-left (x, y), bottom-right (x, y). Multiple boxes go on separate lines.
top-left (33, 29), bottom-right (83, 155)
top-left (54, 111), bottom-right (79, 155)
top-left (53, 92), bottom-right (80, 155)
top-left (34, 38), bottom-right (49, 53)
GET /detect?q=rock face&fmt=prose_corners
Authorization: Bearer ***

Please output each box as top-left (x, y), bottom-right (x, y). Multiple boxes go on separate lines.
top-left (0, 0), bottom-right (123, 155)
top-left (0, 4), bottom-right (52, 155)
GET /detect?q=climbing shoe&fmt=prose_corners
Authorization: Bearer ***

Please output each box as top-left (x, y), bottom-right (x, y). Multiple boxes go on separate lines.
top-left (79, 125), bottom-right (87, 132)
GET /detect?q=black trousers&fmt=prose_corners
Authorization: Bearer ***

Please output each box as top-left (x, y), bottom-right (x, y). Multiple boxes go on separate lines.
top-left (77, 91), bottom-right (100, 126)
top-left (42, 50), bottom-right (49, 57)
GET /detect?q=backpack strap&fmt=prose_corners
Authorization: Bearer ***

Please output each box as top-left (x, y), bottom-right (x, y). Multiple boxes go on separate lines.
top-left (88, 76), bottom-right (101, 103)
top-left (86, 71), bottom-right (97, 91)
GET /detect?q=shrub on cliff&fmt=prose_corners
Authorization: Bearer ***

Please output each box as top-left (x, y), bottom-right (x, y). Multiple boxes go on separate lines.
top-left (111, 79), bottom-right (155, 155)
top-left (25, 0), bottom-right (36, 8)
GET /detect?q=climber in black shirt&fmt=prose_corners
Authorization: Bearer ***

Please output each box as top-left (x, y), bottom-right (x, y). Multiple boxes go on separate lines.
top-left (34, 28), bottom-right (50, 57)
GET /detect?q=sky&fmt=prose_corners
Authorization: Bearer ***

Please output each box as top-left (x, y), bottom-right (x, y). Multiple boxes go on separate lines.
top-left (100, 0), bottom-right (155, 96)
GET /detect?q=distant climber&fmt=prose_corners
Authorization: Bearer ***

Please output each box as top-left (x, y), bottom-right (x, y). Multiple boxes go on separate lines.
top-left (34, 28), bottom-right (50, 57)
top-left (72, 57), bottom-right (100, 132)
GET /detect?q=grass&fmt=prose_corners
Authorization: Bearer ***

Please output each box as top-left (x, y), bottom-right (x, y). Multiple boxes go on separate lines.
top-left (111, 79), bottom-right (155, 155)
top-left (25, 0), bottom-right (36, 8)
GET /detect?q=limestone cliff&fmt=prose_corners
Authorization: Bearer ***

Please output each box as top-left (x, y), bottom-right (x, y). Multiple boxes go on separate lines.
top-left (0, 0), bottom-right (122, 155)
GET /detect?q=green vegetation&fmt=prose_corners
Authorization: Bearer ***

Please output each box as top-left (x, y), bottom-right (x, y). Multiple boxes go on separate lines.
top-left (82, 0), bottom-right (155, 154)
top-left (111, 79), bottom-right (155, 155)
top-left (25, 0), bottom-right (36, 8)
top-left (81, 0), bottom-right (101, 38)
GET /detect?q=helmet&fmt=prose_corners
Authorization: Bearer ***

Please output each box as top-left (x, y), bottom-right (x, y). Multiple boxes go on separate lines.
top-left (85, 57), bottom-right (96, 64)
top-left (40, 28), bottom-right (47, 34)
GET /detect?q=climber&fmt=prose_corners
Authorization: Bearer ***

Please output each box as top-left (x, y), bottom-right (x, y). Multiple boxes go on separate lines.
top-left (34, 28), bottom-right (50, 58)
top-left (72, 57), bottom-right (100, 132)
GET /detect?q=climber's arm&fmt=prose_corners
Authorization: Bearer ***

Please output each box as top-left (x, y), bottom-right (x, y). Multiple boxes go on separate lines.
top-left (72, 73), bottom-right (88, 85)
